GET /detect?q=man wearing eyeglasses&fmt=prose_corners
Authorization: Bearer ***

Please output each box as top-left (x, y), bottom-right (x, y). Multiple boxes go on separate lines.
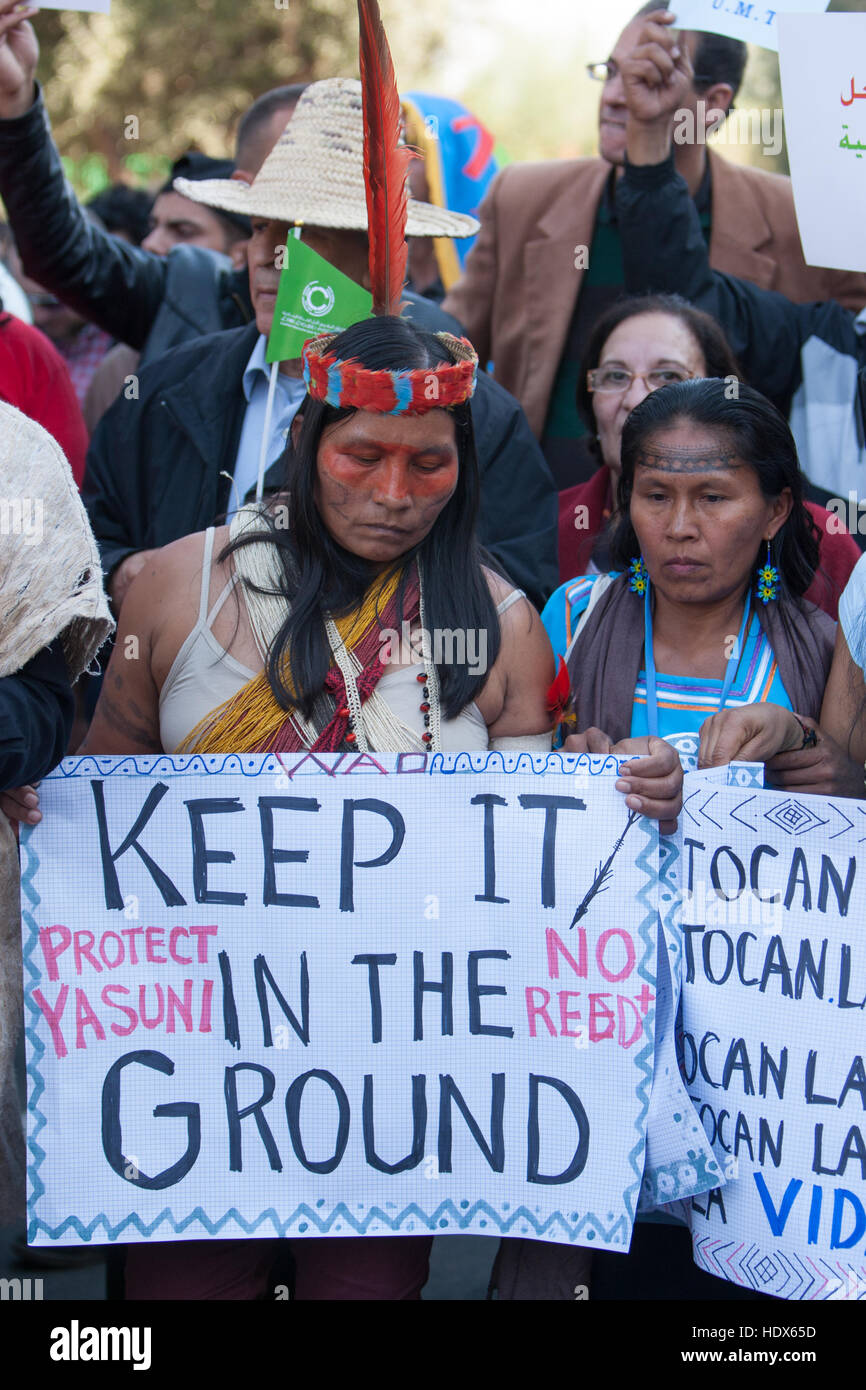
top-left (443, 4), bottom-right (866, 492)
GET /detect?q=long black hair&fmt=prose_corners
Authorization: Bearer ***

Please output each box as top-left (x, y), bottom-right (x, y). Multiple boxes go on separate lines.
top-left (227, 315), bottom-right (501, 721)
top-left (610, 378), bottom-right (821, 599)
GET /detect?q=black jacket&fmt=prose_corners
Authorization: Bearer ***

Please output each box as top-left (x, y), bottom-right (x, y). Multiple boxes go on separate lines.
top-left (82, 323), bottom-right (559, 609)
top-left (616, 153), bottom-right (866, 511)
top-left (0, 86), bottom-right (462, 363)
top-left (0, 644), bottom-right (73, 790)
top-left (0, 87), bottom-right (248, 361)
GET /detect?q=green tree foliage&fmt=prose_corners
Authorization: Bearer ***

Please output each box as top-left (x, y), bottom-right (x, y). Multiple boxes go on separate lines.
top-left (37, 0), bottom-right (445, 179)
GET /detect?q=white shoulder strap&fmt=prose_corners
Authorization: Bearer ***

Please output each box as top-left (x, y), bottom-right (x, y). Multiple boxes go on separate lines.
top-left (496, 588), bottom-right (526, 616)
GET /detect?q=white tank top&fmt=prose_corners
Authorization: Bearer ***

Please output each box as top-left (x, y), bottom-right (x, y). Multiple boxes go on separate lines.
top-left (159, 528), bottom-right (525, 754)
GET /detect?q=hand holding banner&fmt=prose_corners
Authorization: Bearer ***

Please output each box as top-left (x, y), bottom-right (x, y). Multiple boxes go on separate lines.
top-left (23, 751), bottom-right (678, 1251)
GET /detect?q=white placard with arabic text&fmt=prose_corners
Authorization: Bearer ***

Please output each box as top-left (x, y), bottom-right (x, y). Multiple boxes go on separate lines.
top-left (779, 13), bottom-right (866, 273)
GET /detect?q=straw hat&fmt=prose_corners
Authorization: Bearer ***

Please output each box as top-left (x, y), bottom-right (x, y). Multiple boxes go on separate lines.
top-left (174, 78), bottom-right (480, 239)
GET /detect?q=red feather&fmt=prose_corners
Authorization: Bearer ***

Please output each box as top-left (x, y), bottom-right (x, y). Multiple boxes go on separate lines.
top-left (546, 655), bottom-right (572, 724)
top-left (357, 0), bottom-right (413, 316)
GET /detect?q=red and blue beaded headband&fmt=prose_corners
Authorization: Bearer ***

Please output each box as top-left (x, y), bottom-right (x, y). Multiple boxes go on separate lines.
top-left (302, 331), bottom-right (478, 414)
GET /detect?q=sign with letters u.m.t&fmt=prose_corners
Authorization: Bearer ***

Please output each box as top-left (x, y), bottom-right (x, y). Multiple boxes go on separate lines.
top-left (666, 0), bottom-right (828, 53)
top-left (22, 751), bottom-right (672, 1250)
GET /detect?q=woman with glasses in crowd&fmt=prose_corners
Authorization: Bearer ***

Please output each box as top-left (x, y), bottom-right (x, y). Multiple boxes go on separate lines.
top-left (556, 295), bottom-right (860, 620)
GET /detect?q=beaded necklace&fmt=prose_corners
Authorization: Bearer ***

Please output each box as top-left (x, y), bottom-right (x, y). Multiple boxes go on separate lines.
top-left (325, 562), bottom-right (442, 753)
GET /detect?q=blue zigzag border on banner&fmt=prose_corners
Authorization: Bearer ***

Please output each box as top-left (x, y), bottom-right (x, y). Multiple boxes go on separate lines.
top-left (657, 831), bottom-right (683, 984)
top-left (26, 1199), bottom-right (632, 1245)
top-left (624, 818), bottom-right (659, 1223)
top-left (22, 761), bottom-right (651, 1247)
top-left (427, 751), bottom-right (625, 776)
top-left (20, 827), bottom-right (49, 1221)
top-left (43, 751), bottom-right (630, 780)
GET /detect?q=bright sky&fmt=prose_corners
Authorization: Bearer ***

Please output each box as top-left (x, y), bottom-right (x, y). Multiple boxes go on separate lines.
top-left (399, 1), bottom-right (775, 164)
top-left (437, 0), bottom-right (643, 88)
top-left (407, 0), bottom-right (646, 158)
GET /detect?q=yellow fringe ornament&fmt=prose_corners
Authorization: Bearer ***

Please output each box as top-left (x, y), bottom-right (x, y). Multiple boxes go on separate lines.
top-left (178, 565), bottom-right (403, 755)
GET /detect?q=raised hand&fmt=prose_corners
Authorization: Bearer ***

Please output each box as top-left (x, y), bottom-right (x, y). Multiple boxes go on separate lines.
top-left (0, 0), bottom-right (39, 118)
top-left (621, 9), bottom-right (693, 129)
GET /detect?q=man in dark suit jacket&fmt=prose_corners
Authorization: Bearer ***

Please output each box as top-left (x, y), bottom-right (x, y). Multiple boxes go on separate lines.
top-left (83, 80), bottom-right (557, 612)
top-left (444, 4), bottom-right (866, 488)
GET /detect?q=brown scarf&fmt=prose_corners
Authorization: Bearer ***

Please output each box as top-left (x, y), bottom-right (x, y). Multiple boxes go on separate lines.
top-left (566, 574), bottom-right (835, 742)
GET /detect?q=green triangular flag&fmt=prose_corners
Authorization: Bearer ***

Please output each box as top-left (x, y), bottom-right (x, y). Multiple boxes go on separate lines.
top-left (265, 238), bottom-right (374, 364)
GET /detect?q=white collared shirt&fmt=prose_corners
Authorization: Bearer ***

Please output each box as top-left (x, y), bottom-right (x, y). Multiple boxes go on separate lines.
top-left (228, 335), bottom-right (307, 520)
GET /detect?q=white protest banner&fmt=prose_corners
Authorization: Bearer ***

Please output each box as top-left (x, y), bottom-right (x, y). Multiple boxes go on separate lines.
top-left (21, 751), bottom-right (712, 1251)
top-left (668, 1), bottom-right (828, 52)
top-left (779, 13), bottom-right (866, 274)
top-left (674, 778), bottom-right (866, 1300)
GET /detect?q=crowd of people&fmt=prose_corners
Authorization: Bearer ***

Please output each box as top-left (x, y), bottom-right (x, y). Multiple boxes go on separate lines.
top-left (0, 0), bottom-right (865, 1301)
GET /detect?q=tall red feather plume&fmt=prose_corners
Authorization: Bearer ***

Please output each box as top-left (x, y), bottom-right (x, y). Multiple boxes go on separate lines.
top-left (357, 0), bottom-right (412, 316)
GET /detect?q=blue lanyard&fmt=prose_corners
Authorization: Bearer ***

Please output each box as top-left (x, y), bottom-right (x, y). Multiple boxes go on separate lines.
top-left (643, 583), bottom-right (752, 739)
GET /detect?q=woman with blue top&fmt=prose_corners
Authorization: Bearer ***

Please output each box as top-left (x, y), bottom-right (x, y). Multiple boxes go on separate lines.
top-left (546, 376), bottom-right (849, 1303)
top-left (544, 379), bottom-right (836, 779)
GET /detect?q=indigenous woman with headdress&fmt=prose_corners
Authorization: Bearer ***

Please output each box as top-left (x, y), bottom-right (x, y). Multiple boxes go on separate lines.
top-left (55, 310), bottom-right (680, 1300)
top-left (543, 378), bottom-right (858, 793)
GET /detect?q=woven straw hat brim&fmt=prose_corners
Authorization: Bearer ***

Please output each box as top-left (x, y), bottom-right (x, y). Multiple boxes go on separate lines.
top-left (174, 174), bottom-right (479, 239)
top-left (173, 76), bottom-right (479, 239)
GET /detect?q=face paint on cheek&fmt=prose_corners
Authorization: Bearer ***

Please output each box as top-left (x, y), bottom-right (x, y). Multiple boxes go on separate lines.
top-left (315, 465), bottom-right (371, 532)
top-left (414, 471), bottom-right (458, 507)
top-left (414, 469), bottom-right (459, 527)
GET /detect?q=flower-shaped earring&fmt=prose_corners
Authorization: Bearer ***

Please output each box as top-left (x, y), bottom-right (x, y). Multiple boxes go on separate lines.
top-left (756, 539), bottom-right (779, 604)
top-left (628, 556), bottom-right (649, 595)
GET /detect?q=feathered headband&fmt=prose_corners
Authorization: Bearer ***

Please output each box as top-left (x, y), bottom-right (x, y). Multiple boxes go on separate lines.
top-left (302, 329), bottom-right (477, 413)
top-left (301, 0), bottom-right (479, 415)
